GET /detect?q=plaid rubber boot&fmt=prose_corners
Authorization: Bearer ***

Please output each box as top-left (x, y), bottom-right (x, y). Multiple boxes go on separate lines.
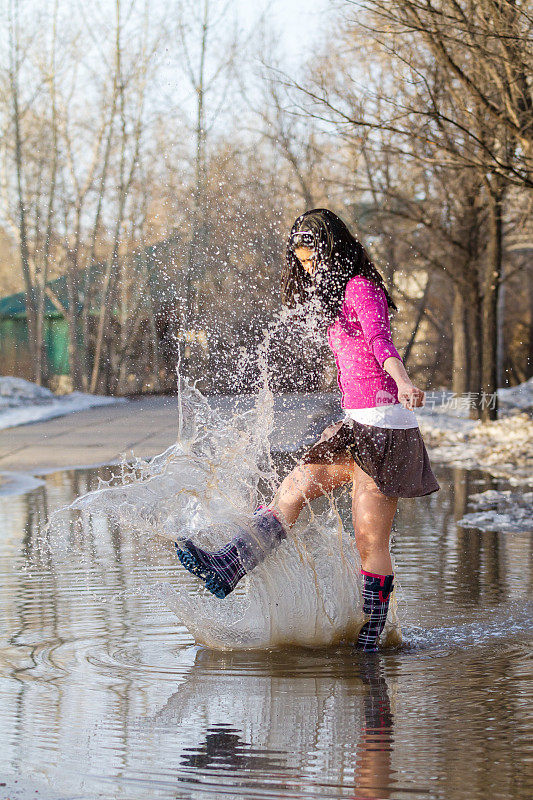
top-left (175, 507), bottom-right (287, 599)
top-left (356, 570), bottom-right (394, 652)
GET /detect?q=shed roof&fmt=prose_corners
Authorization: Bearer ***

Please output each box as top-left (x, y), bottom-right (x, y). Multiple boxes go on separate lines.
top-left (0, 233), bottom-right (183, 319)
top-left (0, 275), bottom-right (69, 318)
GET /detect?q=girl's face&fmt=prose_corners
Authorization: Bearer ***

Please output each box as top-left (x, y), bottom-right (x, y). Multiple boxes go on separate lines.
top-left (294, 246), bottom-right (316, 277)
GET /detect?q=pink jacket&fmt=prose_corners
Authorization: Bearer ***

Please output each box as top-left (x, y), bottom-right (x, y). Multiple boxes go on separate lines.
top-left (327, 275), bottom-right (402, 408)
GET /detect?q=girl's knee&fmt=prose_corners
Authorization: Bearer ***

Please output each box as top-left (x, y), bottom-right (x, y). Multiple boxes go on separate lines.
top-left (352, 486), bottom-right (395, 560)
top-left (354, 527), bottom-right (389, 556)
top-left (280, 466), bottom-right (314, 499)
top-left (352, 483), bottom-right (398, 520)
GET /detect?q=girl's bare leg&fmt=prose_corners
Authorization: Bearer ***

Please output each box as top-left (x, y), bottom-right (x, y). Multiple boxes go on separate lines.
top-left (351, 463), bottom-right (398, 575)
top-left (270, 456), bottom-right (354, 528)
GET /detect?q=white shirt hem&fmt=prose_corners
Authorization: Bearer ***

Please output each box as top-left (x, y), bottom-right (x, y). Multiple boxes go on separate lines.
top-left (344, 403), bottom-right (419, 429)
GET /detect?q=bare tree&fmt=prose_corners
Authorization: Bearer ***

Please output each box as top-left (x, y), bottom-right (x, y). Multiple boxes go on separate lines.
top-left (174, 0), bottom-right (240, 335)
top-left (252, 59), bottom-right (323, 208)
top-left (283, 1), bottom-right (532, 418)
top-left (3, 0), bottom-right (47, 383)
top-left (355, 0), bottom-right (533, 188)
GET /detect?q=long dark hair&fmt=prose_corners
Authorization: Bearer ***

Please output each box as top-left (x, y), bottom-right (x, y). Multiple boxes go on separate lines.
top-left (281, 208), bottom-right (397, 324)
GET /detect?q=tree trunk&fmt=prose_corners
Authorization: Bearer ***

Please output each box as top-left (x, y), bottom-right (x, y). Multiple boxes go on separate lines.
top-left (9, 0), bottom-right (41, 384)
top-left (65, 214), bottom-right (85, 390)
top-left (465, 283), bottom-right (483, 420)
top-left (149, 294), bottom-right (161, 392)
top-left (452, 284), bottom-right (469, 397)
top-left (497, 262), bottom-right (506, 387)
top-left (526, 260), bottom-right (533, 379)
top-left (481, 183), bottom-right (504, 421)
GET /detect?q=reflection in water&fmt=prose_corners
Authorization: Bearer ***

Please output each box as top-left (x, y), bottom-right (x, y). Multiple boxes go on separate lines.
top-left (452, 467), bottom-right (504, 606)
top-left (180, 724), bottom-right (286, 772)
top-left (0, 458), bottom-right (531, 799)
top-left (355, 658), bottom-right (394, 800)
top-left (157, 646), bottom-right (397, 799)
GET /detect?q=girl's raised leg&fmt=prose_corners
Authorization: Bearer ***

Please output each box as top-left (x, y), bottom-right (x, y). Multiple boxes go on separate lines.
top-left (176, 456), bottom-right (355, 598)
top-left (270, 457), bottom-right (355, 527)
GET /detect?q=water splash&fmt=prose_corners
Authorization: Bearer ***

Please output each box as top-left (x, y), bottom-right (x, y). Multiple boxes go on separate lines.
top-left (41, 337), bottom-right (400, 650)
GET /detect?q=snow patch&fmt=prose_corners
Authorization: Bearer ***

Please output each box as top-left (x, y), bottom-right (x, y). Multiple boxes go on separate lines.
top-left (498, 376), bottom-right (533, 412)
top-left (0, 471), bottom-right (45, 496)
top-left (419, 411), bottom-right (533, 486)
top-left (415, 381), bottom-right (533, 486)
top-left (457, 489), bottom-right (533, 533)
top-left (0, 376), bottom-right (125, 431)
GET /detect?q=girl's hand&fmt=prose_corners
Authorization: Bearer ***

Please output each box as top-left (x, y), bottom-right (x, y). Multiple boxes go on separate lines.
top-left (396, 380), bottom-right (425, 409)
top-left (381, 357), bottom-right (425, 409)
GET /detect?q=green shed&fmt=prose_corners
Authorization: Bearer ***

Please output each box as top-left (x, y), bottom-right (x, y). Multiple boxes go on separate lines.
top-left (0, 276), bottom-right (71, 379)
top-left (0, 234), bottom-right (183, 383)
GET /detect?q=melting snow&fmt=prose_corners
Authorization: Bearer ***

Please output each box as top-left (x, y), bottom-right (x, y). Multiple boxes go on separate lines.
top-left (417, 382), bottom-right (533, 487)
top-left (457, 489), bottom-right (533, 533)
top-left (415, 380), bottom-right (533, 533)
top-left (0, 376), bottom-right (125, 432)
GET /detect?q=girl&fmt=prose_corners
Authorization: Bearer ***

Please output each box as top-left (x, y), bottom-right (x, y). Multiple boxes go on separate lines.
top-left (176, 209), bottom-right (440, 652)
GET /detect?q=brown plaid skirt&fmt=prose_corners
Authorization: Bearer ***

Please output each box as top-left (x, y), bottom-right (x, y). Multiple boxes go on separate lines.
top-left (301, 417), bottom-right (440, 498)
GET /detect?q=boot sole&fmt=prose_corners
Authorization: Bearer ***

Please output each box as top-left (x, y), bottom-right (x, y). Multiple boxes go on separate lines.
top-left (174, 542), bottom-right (233, 599)
top-left (355, 641), bottom-right (379, 653)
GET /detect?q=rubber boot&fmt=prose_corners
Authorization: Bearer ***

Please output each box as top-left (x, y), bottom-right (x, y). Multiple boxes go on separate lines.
top-left (356, 569), bottom-right (394, 652)
top-left (175, 506), bottom-right (287, 598)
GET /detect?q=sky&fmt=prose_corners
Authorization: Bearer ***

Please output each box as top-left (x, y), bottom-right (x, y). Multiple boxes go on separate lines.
top-left (149, 0), bottom-right (335, 141)
top-left (82, 0), bottom-right (334, 110)
top-left (235, 0), bottom-right (331, 67)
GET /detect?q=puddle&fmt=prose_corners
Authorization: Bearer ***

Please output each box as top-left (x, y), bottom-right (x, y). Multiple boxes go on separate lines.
top-left (0, 452), bottom-right (531, 799)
